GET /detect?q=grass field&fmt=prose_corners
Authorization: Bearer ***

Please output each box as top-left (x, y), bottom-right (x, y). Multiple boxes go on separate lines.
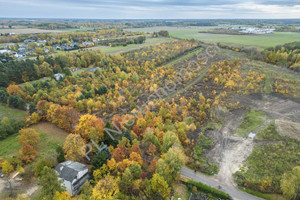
top-left (169, 30), bottom-right (300, 48)
top-left (102, 37), bottom-right (174, 54)
top-left (0, 133), bottom-right (20, 158)
top-left (0, 103), bottom-right (27, 121)
top-left (0, 122), bottom-right (67, 159)
top-left (125, 26), bottom-right (217, 33)
top-left (30, 122), bottom-right (68, 158)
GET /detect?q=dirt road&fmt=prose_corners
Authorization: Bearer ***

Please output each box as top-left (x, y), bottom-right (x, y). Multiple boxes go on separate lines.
top-left (181, 167), bottom-right (263, 200)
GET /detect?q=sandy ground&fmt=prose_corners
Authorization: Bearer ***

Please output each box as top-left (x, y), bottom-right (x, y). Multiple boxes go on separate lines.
top-left (275, 119), bottom-right (300, 141)
top-left (216, 138), bottom-right (254, 186)
top-left (213, 93), bottom-right (300, 187)
top-left (0, 179), bottom-right (5, 197)
top-left (206, 109), bottom-right (254, 187)
top-left (24, 184), bottom-right (39, 197)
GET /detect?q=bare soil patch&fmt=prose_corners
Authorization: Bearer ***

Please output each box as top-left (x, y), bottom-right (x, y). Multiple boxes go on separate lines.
top-left (275, 119), bottom-right (300, 141)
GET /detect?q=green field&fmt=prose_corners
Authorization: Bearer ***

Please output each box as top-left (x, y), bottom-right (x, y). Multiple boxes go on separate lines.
top-left (0, 103), bottom-right (27, 121)
top-left (0, 122), bottom-right (67, 159)
top-left (102, 37), bottom-right (174, 53)
top-left (169, 30), bottom-right (300, 48)
top-left (0, 133), bottom-right (20, 158)
top-left (124, 26), bottom-right (217, 33)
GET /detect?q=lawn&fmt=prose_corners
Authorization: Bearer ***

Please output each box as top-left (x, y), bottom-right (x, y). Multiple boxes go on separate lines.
top-left (0, 103), bottom-right (27, 121)
top-left (0, 122), bottom-right (67, 159)
top-left (0, 133), bottom-right (20, 158)
top-left (102, 37), bottom-right (174, 54)
top-left (169, 30), bottom-right (300, 48)
top-left (30, 122), bottom-right (68, 158)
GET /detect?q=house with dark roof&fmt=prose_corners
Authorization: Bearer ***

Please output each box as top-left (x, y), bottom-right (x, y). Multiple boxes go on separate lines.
top-left (24, 39), bottom-right (35, 43)
top-left (55, 161), bottom-right (89, 196)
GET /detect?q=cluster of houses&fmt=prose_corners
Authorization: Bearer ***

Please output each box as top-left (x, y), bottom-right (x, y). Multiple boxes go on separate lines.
top-left (52, 41), bottom-right (94, 51)
top-left (0, 39), bottom-right (50, 59)
top-left (0, 37), bottom-right (95, 59)
top-left (239, 27), bottom-right (275, 34)
top-left (218, 24), bottom-right (275, 34)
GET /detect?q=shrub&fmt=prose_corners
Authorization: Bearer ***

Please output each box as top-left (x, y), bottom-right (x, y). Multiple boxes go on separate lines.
top-left (34, 158), bottom-right (53, 176)
top-left (182, 180), bottom-right (231, 200)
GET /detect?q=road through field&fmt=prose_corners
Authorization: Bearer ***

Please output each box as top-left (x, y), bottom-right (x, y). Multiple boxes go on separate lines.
top-left (181, 167), bottom-right (263, 200)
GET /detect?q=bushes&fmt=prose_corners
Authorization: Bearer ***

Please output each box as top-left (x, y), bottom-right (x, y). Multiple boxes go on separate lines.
top-left (0, 160), bottom-right (14, 174)
top-left (0, 117), bottom-right (24, 140)
top-left (34, 158), bottom-right (54, 176)
top-left (182, 179), bottom-right (231, 200)
top-left (7, 95), bottom-right (26, 110)
top-left (234, 134), bottom-right (300, 193)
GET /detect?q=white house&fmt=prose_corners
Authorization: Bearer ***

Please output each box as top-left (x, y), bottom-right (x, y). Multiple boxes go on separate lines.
top-left (54, 73), bottom-right (64, 81)
top-left (55, 161), bottom-right (89, 196)
top-left (0, 49), bottom-right (11, 54)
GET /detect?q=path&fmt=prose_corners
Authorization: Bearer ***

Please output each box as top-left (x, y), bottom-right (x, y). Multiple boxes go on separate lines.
top-left (181, 167), bottom-right (263, 200)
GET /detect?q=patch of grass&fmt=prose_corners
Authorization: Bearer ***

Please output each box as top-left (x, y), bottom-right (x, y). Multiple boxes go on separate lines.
top-left (234, 134), bottom-right (300, 194)
top-left (264, 73), bottom-right (273, 94)
top-left (173, 182), bottom-right (189, 200)
top-left (0, 122), bottom-right (67, 160)
top-left (30, 122), bottom-right (67, 158)
top-left (236, 110), bottom-right (266, 137)
top-left (0, 133), bottom-right (20, 158)
top-left (164, 47), bottom-right (203, 67)
top-left (102, 37), bottom-right (173, 53)
top-left (170, 30), bottom-right (300, 48)
top-left (256, 123), bottom-right (283, 140)
top-left (238, 186), bottom-right (286, 200)
top-left (191, 133), bottom-right (218, 175)
top-left (205, 121), bottom-right (222, 131)
top-left (0, 103), bottom-right (27, 121)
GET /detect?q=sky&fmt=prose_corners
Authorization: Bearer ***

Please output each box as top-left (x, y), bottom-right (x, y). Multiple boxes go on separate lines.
top-left (0, 0), bottom-right (299, 19)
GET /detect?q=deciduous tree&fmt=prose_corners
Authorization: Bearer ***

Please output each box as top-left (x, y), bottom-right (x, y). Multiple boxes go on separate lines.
top-left (63, 134), bottom-right (86, 162)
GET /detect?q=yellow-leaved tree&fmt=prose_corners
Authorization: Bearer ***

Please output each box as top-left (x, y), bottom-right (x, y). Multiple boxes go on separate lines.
top-left (91, 175), bottom-right (119, 200)
top-left (75, 114), bottom-right (105, 141)
top-left (280, 166), bottom-right (300, 200)
top-left (18, 128), bottom-right (40, 149)
top-left (63, 134), bottom-right (86, 162)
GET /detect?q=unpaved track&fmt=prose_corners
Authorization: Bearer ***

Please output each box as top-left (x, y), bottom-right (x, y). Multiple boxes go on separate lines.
top-left (216, 138), bottom-right (254, 187)
top-left (182, 109), bottom-right (261, 200)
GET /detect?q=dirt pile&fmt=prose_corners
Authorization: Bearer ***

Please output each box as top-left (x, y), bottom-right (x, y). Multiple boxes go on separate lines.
top-left (275, 119), bottom-right (300, 141)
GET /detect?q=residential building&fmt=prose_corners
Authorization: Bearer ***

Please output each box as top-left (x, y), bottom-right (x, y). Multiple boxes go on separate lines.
top-left (55, 161), bottom-right (89, 196)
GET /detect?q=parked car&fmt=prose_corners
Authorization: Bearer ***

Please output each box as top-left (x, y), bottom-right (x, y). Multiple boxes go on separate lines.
top-left (0, 172), bottom-right (4, 178)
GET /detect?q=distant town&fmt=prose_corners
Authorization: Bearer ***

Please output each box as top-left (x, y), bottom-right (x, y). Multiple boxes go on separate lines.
top-left (0, 37), bottom-right (95, 59)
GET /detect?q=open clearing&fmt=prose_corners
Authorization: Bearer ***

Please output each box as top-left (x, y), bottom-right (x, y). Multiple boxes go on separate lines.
top-left (29, 122), bottom-right (68, 158)
top-left (169, 30), bottom-right (300, 47)
top-left (102, 37), bottom-right (174, 54)
top-left (0, 103), bottom-right (27, 121)
top-left (0, 122), bottom-right (67, 159)
top-left (0, 28), bottom-right (65, 34)
top-left (0, 133), bottom-right (20, 158)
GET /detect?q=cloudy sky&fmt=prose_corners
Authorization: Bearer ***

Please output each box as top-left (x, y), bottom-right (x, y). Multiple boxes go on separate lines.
top-left (0, 0), bottom-right (299, 19)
